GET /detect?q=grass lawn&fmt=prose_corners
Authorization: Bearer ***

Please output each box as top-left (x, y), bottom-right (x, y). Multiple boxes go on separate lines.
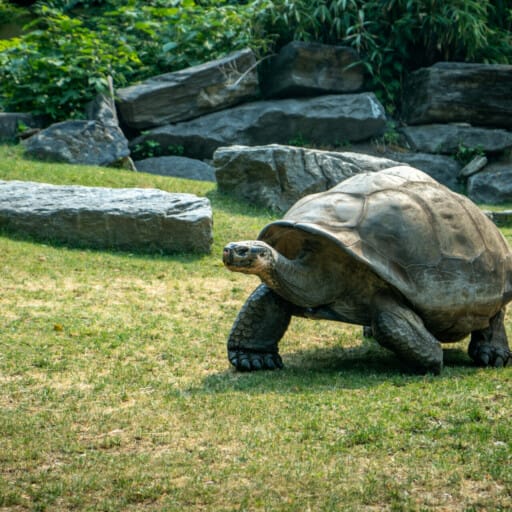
top-left (0, 144), bottom-right (511, 511)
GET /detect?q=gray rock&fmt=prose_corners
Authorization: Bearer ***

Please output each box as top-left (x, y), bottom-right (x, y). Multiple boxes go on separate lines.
top-left (387, 151), bottom-right (462, 192)
top-left (0, 180), bottom-right (213, 253)
top-left (116, 49), bottom-right (260, 130)
top-left (403, 62), bottom-right (512, 128)
top-left (0, 112), bottom-right (44, 140)
top-left (131, 93), bottom-right (387, 160)
top-left (401, 123), bottom-right (512, 154)
top-left (134, 156), bottom-right (216, 182)
top-left (467, 163), bottom-right (512, 204)
top-left (85, 92), bottom-right (119, 127)
top-left (261, 41), bottom-right (363, 98)
top-left (23, 120), bottom-right (130, 167)
top-left (214, 144), bottom-right (399, 211)
top-left (458, 155), bottom-right (488, 179)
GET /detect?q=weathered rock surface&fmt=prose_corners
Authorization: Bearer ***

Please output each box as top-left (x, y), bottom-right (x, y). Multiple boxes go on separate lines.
top-left (0, 112), bottom-right (44, 140)
top-left (0, 180), bottom-right (213, 253)
top-left (85, 91), bottom-right (119, 127)
top-left (403, 62), bottom-right (512, 128)
top-left (387, 151), bottom-right (462, 192)
top-left (116, 49), bottom-right (260, 130)
top-left (23, 120), bottom-right (130, 167)
top-left (214, 144), bottom-right (399, 211)
top-left (134, 156), bottom-right (216, 182)
top-left (401, 124), bottom-right (512, 154)
top-left (131, 93), bottom-right (387, 160)
top-left (261, 41), bottom-right (364, 98)
top-left (467, 164), bottom-right (512, 204)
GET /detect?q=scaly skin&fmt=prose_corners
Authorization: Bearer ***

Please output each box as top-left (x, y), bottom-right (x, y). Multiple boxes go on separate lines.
top-left (227, 284), bottom-right (291, 371)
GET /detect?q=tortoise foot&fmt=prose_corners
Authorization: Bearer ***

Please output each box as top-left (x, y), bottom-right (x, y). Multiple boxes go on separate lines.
top-left (469, 310), bottom-right (510, 368)
top-left (469, 343), bottom-right (510, 368)
top-left (228, 349), bottom-right (283, 372)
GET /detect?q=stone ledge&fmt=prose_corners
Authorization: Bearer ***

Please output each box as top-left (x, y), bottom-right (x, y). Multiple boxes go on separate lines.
top-left (483, 210), bottom-right (512, 227)
top-left (0, 180), bottom-right (213, 254)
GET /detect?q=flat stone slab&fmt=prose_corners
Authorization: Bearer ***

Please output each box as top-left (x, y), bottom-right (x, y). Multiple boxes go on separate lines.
top-left (484, 210), bottom-right (512, 227)
top-left (131, 93), bottom-right (387, 160)
top-left (0, 180), bottom-right (213, 253)
top-left (116, 48), bottom-right (260, 129)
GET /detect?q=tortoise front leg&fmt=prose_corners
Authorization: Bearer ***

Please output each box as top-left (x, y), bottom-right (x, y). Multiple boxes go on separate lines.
top-left (469, 309), bottom-right (511, 367)
top-left (227, 284), bottom-right (292, 371)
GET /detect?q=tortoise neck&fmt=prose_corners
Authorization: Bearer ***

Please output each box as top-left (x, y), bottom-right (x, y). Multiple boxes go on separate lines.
top-left (260, 252), bottom-right (313, 304)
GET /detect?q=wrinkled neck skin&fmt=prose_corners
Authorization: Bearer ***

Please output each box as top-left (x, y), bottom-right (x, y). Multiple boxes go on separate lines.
top-left (260, 250), bottom-right (330, 307)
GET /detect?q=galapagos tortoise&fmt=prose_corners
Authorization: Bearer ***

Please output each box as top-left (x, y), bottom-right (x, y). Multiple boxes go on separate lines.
top-left (222, 166), bottom-right (512, 374)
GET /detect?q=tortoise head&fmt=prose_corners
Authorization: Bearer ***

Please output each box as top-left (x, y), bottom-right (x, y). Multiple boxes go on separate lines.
top-left (223, 240), bottom-right (277, 278)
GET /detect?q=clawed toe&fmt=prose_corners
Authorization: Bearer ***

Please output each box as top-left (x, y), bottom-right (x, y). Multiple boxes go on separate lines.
top-left (228, 349), bottom-right (283, 371)
top-left (469, 344), bottom-right (511, 368)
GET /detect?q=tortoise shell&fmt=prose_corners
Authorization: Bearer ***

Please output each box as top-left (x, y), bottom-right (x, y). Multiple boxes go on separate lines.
top-left (259, 166), bottom-right (512, 330)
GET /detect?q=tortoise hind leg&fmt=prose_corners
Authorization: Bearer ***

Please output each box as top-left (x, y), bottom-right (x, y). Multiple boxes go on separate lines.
top-left (227, 284), bottom-right (293, 371)
top-left (468, 309), bottom-right (511, 367)
top-left (371, 292), bottom-right (444, 374)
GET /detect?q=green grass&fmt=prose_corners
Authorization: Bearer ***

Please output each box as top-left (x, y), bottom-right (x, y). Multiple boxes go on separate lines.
top-left (0, 144), bottom-right (511, 511)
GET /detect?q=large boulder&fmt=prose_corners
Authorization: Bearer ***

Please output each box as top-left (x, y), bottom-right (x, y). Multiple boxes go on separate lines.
top-left (260, 41), bottom-right (364, 98)
top-left (0, 180), bottom-right (213, 253)
top-left (467, 163), bottom-right (512, 204)
top-left (402, 62), bottom-right (512, 128)
top-left (401, 124), bottom-right (512, 154)
top-left (134, 156), bottom-right (216, 182)
top-left (23, 120), bottom-right (130, 167)
top-left (116, 49), bottom-right (260, 130)
top-left (214, 144), bottom-right (399, 211)
top-left (131, 93), bottom-right (387, 160)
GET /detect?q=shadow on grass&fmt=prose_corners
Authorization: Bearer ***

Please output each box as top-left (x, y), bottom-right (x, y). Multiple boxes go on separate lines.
top-left (199, 341), bottom-right (475, 395)
top-left (0, 227), bottom-right (209, 264)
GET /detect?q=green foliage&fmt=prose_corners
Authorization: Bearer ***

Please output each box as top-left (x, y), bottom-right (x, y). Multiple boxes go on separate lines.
top-left (131, 137), bottom-right (185, 159)
top-left (0, 11), bottom-right (140, 120)
top-left (455, 143), bottom-right (486, 165)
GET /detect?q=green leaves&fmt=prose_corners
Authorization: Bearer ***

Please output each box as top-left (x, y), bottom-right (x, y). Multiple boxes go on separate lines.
top-left (0, 11), bottom-right (140, 120)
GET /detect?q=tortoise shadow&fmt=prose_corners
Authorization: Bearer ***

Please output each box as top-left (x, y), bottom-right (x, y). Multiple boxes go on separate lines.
top-left (199, 342), bottom-right (475, 395)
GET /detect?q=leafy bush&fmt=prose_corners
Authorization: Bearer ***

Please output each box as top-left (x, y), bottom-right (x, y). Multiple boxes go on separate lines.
top-left (0, 10), bottom-right (140, 120)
